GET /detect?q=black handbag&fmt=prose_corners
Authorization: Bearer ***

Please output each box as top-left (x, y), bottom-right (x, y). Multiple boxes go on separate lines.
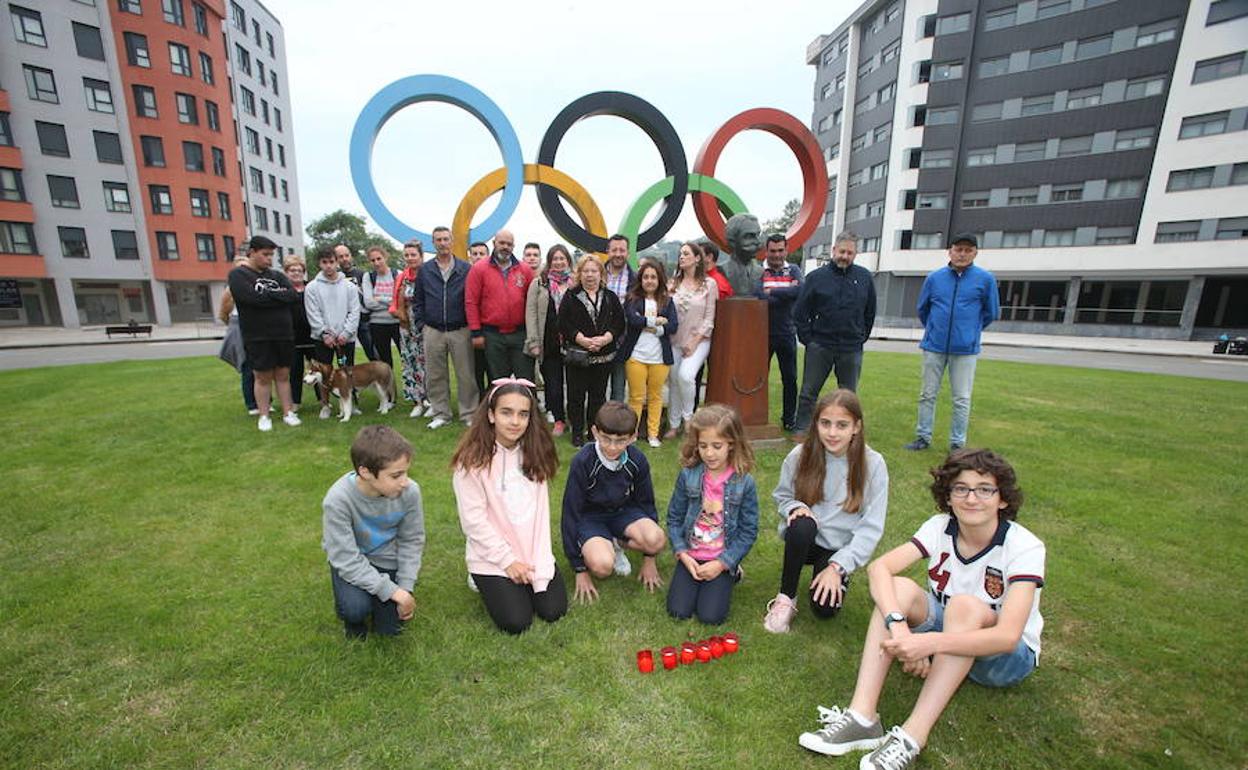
top-left (563, 345), bottom-right (591, 367)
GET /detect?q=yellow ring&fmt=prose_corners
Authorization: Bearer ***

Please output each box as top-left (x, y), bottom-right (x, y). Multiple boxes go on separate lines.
top-left (451, 164), bottom-right (609, 260)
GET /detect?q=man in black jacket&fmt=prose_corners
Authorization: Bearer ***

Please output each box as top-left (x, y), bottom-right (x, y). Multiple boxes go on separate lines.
top-left (227, 236), bottom-right (302, 432)
top-left (791, 231), bottom-right (876, 434)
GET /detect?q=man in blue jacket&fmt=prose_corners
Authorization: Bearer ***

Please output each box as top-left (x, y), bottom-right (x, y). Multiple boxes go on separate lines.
top-left (757, 234), bottom-right (804, 431)
top-left (905, 233), bottom-right (999, 452)
top-left (792, 231), bottom-right (875, 434)
top-left (413, 226), bottom-right (477, 430)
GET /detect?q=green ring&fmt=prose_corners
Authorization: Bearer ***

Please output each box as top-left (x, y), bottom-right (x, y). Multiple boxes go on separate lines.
top-left (618, 173), bottom-right (748, 266)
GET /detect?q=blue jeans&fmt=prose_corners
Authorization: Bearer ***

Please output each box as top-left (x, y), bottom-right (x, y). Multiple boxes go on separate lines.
top-left (794, 344), bottom-right (863, 432)
top-left (609, 359), bottom-right (627, 403)
top-left (329, 565), bottom-right (403, 639)
top-left (240, 361), bottom-right (257, 410)
top-left (915, 350), bottom-right (978, 446)
top-left (912, 592), bottom-right (1035, 687)
top-left (667, 558), bottom-right (736, 625)
top-left (769, 335), bottom-right (798, 429)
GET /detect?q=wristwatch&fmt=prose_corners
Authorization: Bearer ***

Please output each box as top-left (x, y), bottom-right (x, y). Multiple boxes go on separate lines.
top-left (883, 611), bottom-right (906, 631)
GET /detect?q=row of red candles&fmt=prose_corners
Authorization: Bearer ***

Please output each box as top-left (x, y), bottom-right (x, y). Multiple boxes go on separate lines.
top-left (636, 633), bottom-right (740, 672)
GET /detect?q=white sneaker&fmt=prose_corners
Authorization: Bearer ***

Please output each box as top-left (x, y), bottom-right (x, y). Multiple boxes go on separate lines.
top-left (612, 542), bottom-right (632, 576)
top-left (546, 411), bottom-right (555, 424)
top-left (257, 414), bottom-right (273, 432)
top-left (648, 437), bottom-right (662, 448)
top-left (410, 405), bottom-right (425, 418)
top-left (763, 592), bottom-right (798, 633)
top-left (462, 416), bottom-right (472, 427)
top-left (428, 417), bottom-right (450, 430)
top-left (282, 412), bottom-right (302, 427)
top-left (352, 404), bottom-right (363, 416)
top-left (467, 574), bottom-right (479, 593)
top-left (319, 406), bottom-right (332, 420)
top-left (247, 408), bottom-right (260, 416)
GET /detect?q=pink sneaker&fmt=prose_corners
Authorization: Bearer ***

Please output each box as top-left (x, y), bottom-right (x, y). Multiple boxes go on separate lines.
top-left (763, 592), bottom-right (798, 633)
top-left (552, 420), bottom-right (566, 437)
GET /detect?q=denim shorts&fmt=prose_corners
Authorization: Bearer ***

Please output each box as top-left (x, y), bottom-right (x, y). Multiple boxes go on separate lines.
top-left (577, 508), bottom-right (650, 549)
top-left (910, 592), bottom-right (1036, 688)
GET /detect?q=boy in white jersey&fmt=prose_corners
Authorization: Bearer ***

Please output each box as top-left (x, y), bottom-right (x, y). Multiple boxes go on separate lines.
top-left (798, 448), bottom-right (1045, 770)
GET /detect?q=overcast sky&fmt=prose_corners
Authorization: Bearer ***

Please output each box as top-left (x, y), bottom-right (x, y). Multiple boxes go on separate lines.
top-left (267, 0), bottom-right (853, 253)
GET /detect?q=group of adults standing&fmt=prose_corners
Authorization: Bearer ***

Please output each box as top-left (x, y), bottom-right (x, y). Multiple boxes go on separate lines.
top-left (223, 225), bottom-right (999, 450)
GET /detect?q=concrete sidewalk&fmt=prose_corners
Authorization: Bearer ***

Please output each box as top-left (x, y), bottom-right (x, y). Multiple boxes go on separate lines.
top-left (0, 320), bottom-right (1233, 359)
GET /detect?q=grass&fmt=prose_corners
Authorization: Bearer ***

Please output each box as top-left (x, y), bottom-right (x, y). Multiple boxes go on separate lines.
top-left (0, 350), bottom-right (1245, 769)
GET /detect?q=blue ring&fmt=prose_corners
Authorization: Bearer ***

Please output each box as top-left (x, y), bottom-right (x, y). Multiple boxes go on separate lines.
top-left (349, 75), bottom-right (524, 251)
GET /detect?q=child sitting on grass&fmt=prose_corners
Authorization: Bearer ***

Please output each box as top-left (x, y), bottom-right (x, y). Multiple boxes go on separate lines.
top-left (561, 401), bottom-right (666, 603)
top-left (798, 448), bottom-right (1045, 770)
top-left (321, 425), bottom-right (425, 640)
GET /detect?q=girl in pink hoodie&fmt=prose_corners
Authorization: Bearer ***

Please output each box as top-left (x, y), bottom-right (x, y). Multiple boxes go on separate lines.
top-left (451, 379), bottom-right (567, 634)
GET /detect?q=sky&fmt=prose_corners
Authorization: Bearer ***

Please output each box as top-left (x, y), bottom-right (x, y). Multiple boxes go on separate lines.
top-left (268, 0), bottom-right (854, 253)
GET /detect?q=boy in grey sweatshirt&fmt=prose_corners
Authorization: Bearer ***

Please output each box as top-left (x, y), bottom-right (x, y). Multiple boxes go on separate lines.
top-left (322, 425), bottom-right (426, 639)
top-left (305, 248), bottom-right (361, 366)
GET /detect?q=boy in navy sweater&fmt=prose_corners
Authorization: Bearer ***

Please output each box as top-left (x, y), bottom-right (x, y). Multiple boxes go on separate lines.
top-left (562, 402), bottom-right (667, 602)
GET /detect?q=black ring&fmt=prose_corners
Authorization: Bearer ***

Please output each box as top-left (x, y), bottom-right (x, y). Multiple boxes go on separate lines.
top-left (537, 91), bottom-right (688, 253)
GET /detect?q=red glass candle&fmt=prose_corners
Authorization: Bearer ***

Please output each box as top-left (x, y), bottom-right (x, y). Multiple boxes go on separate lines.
top-left (637, 649), bottom-right (654, 673)
top-left (710, 636), bottom-right (725, 658)
top-left (680, 642), bottom-right (696, 665)
top-left (696, 641), bottom-right (712, 662)
top-left (661, 646), bottom-right (678, 670)
top-left (723, 633), bottom-right (739, 654)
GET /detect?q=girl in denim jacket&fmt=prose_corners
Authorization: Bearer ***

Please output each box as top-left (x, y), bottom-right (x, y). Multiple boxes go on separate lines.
top-left (666, 404), bottom-right (759, 625)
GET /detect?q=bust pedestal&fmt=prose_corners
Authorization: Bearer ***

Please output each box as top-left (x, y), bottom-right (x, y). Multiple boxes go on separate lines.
top-left (705, 297), bottom-right (784, 442)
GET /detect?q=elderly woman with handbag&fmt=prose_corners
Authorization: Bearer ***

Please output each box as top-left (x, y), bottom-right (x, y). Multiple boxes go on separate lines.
top-left (557, 254), bottom-right (625, 447)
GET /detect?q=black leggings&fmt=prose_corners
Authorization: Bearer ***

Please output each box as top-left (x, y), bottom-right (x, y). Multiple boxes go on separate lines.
top-left (541, 354), bottom-right (566, 422)
top-left (564, 363), bottom-right (610, 440)
top-left (780, 516), bottom-right (851, 618)
top-left (370, 322), bottom-right (402, 368)
top-left (472, 567), bottom-right (568, 635)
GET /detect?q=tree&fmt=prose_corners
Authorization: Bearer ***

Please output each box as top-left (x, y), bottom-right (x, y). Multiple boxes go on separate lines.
top-left (305, 209), bottom-right (400, 267)
top-left (763, 198), bottom-right (803, 264)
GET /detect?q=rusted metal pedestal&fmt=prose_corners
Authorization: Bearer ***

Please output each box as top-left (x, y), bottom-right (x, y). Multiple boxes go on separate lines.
top-left (705, 297), bottom-right (785, 443)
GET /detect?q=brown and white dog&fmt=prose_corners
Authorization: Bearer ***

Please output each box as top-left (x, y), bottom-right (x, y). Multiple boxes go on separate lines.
top-left (304, 360), bottom-right (395, 422)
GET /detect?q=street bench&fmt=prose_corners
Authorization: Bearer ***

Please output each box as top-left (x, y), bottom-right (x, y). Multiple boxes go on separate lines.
top-left (105, 322), bottom-right (153, 339)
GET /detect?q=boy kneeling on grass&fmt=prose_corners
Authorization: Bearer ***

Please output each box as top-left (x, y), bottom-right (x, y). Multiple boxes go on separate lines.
top-left (561, 401), bottom-right (667, 603)
top-left (799, 448), bottom-right (1045, 770)
top-left (322, 425), bottom-right (426, 640)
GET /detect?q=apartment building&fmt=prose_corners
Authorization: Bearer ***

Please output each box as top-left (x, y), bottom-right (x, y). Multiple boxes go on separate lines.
top-left (805, 0), bottom-right (1247, 339)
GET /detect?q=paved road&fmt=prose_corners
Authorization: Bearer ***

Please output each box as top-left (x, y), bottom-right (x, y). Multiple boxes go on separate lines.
top-left (2, 338), bottom-right (1246, 382)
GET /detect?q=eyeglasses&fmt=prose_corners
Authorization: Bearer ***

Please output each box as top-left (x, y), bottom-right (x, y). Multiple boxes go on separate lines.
top-left (950, 484), bottom-right (999, 500)
top-left (596, 434), bottom-right (633, 447)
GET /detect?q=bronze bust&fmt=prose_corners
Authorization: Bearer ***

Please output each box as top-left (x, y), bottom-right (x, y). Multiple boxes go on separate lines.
top-left (721, 213), bottom-right (764, 297)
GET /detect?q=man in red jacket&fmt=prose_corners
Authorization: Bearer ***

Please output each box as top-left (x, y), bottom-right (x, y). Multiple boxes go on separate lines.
top-left (465, 229), bottom-right (535, 381)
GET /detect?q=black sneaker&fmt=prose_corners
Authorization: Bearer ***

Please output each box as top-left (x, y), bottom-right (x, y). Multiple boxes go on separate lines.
top-left (571, 434), bottom-right (585, 448)
top-left (949, 442), bottom-right (964, 451)
top-left (903, 437), bottom-right (930, 451)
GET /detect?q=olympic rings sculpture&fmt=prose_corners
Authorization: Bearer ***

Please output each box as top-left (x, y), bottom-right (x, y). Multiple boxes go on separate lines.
top-left (349, 75), bottom-right (828, 263)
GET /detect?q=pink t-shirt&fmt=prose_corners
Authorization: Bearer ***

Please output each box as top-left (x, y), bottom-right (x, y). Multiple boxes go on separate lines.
top-left (687, 467), bottom-right (733, 561)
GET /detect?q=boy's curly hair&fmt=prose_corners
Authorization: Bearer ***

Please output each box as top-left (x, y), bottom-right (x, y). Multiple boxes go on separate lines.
top-left (929, 448), bottom-right (1024, 521)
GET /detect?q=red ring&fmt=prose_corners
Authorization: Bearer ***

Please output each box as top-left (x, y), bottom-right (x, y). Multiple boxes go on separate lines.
top-left (691, 108), bottom-right (828, 257)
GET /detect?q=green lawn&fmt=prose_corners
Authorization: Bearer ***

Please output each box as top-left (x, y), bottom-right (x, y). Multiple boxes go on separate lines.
top-left (0, 351), bottom-right (1244, 769)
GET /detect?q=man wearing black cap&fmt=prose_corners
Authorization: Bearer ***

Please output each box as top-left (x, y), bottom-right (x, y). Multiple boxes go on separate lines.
top-left (227, 236), bottom-right (302, 432)
top-left (904, 233), bottom-right (999, 452)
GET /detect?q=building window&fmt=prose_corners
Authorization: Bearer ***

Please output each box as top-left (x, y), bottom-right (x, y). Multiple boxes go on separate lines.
top-left (1179, 112), bottom-right (1230, 139)
top-left (103, 182), bottom-right (131, 212)
top-left (169, 43), bottom-right (192, 76)
top-left (1167, 167), bottom-right (1216, 191)
top-left (59, 227), bottom-right (90, 258)
top-left (240, 87), bottom-right (256, 116)
top-left (245, 127), bottom-right (260, 155)
top-left (266, 31), bottom-right (275, 56)
top-left (0, 222), bottom-right (38, 254)
top-left (818, 115), bottom-right (832, 133)
top-left (932, 61), bottom-right (963, 81)
top-left (249, 167), bottom-right (264, 193)
top-left (193, 2), bottom-right (208, 35)
top-left (218, 191), bottom-right (231, 219)
top-left (254, 205), bottom-right (269, 231)
top-left (235, 43), bottom-right (251, 75)
top-left (873, 124), bottom-right (892, 144)
top-left (206, 100), bottom-right (220, 132)
top-left (847, 170), bottom-right (864, 188)
top-left (1076, 35), bottom-right (1112, 60)
top-left (851, 133), bottom-right (866, 152)
top-left (133, 85), bottom-right (158, 118)
top-left (278, 145), bottom-right (286, 168)
top-left (183, 141), bottom-right (205, 172)
top-left (211, 147), bottom-right (227, 176)
top-left (1095, 226), bottom-right (1134, 245)
top-left (140, 135), bottom-right (165, 167)
top-left (1051, 183), bottom-right (1083, 202)
top-left (1066, 86), bottom-right (1102, 109)
top-left (1193, 52), bottom-right (1246, 84)
top-left (1124, 76), bottom-right (1166, 100)
top-left (23, 65), bottom-right (58, 103)
top-left (10, 5), bottom-right (46, 46)
top-left (962, 191), bottom-right (990, 208)
top-left (984, 7), bottom-right (1016, 30)
top-left (195, 233), bottom-right (217, 261)
top-left (1008, 188), bottom-right (1039, 206)
top-left (251, 18), bottom-right (261, 45)
top-left (1002, 230), bottom-right (1033, 248)
top-left (966, 148), bottom-right (996, 166)
top-left (861, 236), bottom-right (880, 252)
top-left (999, 280), bottom-right (1069, 322)
top-left (35, 122), bottom-right (70, 157)
top-left (1114, 127), bottom-right (1153, 150)
top-left (230, 1), bottom-right (245, 29)
top-left (149, 184), bottom-right (173, 214)
top-left (124, 32), bottom-right (151, 67)
top-left (280, 180), bottom-right (288, 201)
top-left (858, 59), bottom-right (876, 79)
top-left (223, 235), bottom-right (236, 259)
top-left (971, 102), bottom-right (1003, 122)
top-left (821, 83), bottom-right (832, 101)
top-left (1136, 18), bottom-right (1178, 47)
top-left (93, 131), bottom-right (124, 164)
top-left (156, 231), bottom-right (179, 260)
top-left (1057, 135), bottom-right (1093, 157)
top-left (1214, 216), bottom-right (1248, 239)
top-left (118, 0), bottom-right (142, 14)
top-left (0, 169), bottom-right (24, 202)
top-left (1106, 178), bottom-right (1144, 199)
top-left (913, 232), bottom-right (944, 249)
top-left (189, 188), bottom-right (210, 217)
top-left (1231, 163), bottom-right (1248, 186)
top-left (916, 193), bottom-right (948, 209)
top-left (257, 61), bottom-right (266, 86)
top-left (1021, 95), bottom-right (1055, 116)
top-left (878, 82), bottom-right (896, 103)
top-left (1036, 0), bottom-right (1071, 19)
top-left (927, 106), bottom-right (958, 125)
top-left (275, 108), bottom-right (283, 132)
top-left (268, 174), bottom-right (277, 197)
top-left (162, 0), bottom-right (184, 26)
top-left (835, 73), bottom-right (846, 91)
top-left (1014, 141), bottom-right (1047, 162)
top-left (1029, 45), bottom-right (1063, 70)
top-left (199, 52), bottom-right (215, 85)
top-left (882, 40), bottom-right (900, 63)
top-left (979, 56), bottom-right (1009, 78)
top-left (920, 149), bottom-right (953, 168)
top-left (1208, 0), bottom-right (1248, 25)
top-left (73, 22), bottom-right (106, 60)
top-left (936, 12), bottom-right (970, 34)
top-left (869, 161), bottom-right (888, 181)
top-left (176, 93), bottom-right (198, 124)
top-left (112, 230), bottom-right (140, 260)
top-left (83, 78), bottom-right (115, 114)
top-left (1154, 221), bottom-right (1201, 242)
